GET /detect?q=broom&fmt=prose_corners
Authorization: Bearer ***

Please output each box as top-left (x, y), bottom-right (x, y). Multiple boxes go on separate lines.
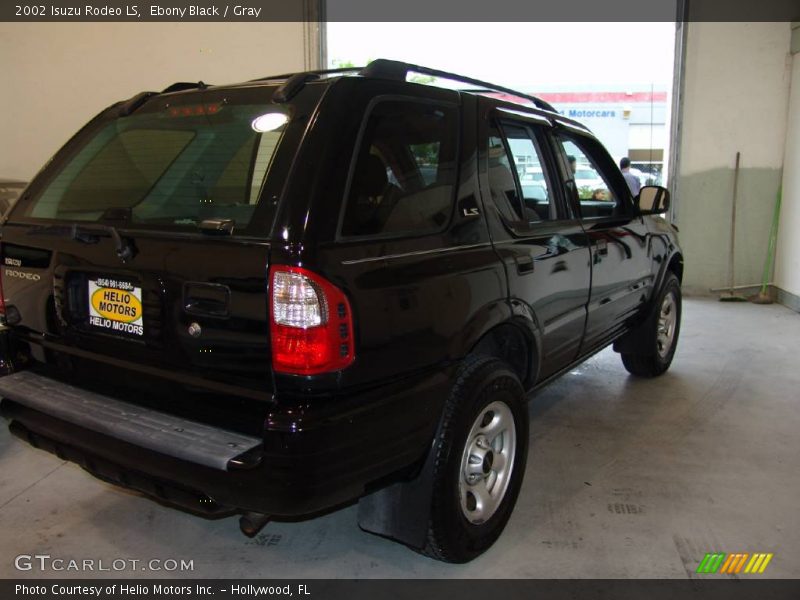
top-left (748, 187), bottom-right (782, 305)
top-left (720, 152), bottom-right (747, 302)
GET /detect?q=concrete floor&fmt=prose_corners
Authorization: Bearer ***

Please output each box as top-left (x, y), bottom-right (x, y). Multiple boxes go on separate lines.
top-left (1, 297), bottom-right (798, 578)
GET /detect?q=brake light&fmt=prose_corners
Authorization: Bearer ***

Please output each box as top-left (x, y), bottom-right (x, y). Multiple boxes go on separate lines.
top-left (167, 103), bottom-right (221, 118)
top-left (269, 266), bottom-right (354, 375)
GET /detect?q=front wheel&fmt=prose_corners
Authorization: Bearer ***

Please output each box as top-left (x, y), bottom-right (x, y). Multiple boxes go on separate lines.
top-left (421, 356), bottom-right (528, 563)
top-left (621, 273), bottom-right (682, 377)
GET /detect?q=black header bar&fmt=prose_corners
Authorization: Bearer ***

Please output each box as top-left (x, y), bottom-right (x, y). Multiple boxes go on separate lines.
top-left (3, 579), bottom-right (800, 600)
top-left (1, 0), bottom-right (799, 22)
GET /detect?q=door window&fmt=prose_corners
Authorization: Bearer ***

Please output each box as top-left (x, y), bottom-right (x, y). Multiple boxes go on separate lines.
top-left (556, 134), bottom-right (629, 220)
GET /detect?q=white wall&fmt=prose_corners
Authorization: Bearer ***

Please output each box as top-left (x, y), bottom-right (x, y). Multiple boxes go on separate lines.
top-left (679, 23), bottom-right (791, 175)
top-left (0, 23), bottom-right (313, 180)
top-left (676, 22), bottom-right (792, 293)
top-left (775, 26), bottom-right (800, 299)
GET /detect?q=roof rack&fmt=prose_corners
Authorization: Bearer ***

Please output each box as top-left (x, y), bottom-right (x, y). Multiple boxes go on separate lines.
top-left (245, 60), bottom-right (557, 112)
top-left (359, 59), bottom-right (557, 113)
top-left (250, 66), bottom-right (362, 83)
top-left (161, 81), bottom-right (209, 94)
top-left (252, 67), bottom-right (364, 103)
top-left (117, 91), bottom-right (158, 117)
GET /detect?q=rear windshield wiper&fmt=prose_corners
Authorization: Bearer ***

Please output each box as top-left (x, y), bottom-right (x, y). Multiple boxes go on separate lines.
top-left (28, 223), bottom-right (135, 262)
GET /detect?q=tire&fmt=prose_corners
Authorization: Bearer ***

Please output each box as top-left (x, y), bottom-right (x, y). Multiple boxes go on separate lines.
top-left (621, 273), bottom-right (682, 377)
top-left (420, 356), bottom-right (529, 563)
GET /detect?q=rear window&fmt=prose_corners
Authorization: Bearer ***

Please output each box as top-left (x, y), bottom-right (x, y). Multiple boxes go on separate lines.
top-left (340, 99), bottom-right (458, 238)
top-left (0, 181), bottom-right (26, 215)
top-left (20, 99), bottom-right (289, 231)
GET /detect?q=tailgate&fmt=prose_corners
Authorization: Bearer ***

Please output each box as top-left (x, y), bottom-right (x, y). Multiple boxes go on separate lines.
top-left (1, 225), bottom-right (272, 401)
top-left (0, 86), bottom-right (307, 426)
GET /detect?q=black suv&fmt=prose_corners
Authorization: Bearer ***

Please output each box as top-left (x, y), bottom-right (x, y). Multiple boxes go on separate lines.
top-left (0, 60), bottom-right (682, 562)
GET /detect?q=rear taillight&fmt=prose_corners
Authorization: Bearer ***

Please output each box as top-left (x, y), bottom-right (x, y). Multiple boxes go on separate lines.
top-left (269, 266), bottom-right (354, 375)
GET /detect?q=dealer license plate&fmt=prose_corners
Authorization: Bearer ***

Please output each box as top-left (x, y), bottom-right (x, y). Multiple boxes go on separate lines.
top-left (87, 277), bottom-right (144, 337)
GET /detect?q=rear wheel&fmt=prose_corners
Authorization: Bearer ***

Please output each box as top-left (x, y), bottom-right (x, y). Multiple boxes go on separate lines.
top-left (621, 273), bottom-right (681, 377)
top-left (421, 356), bottom-right (528, 563)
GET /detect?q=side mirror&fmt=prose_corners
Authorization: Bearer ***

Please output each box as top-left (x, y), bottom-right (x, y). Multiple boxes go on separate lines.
top-left (636, 185), bottom-right (670, 215)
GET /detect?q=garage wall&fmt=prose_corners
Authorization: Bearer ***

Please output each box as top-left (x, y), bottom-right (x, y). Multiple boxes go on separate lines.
top-left (774, 23), bottom-right (800, 309)
top-left (0, 22), bottom-right (317, 180)
top-left (675, 22), bottom-right (792, 294)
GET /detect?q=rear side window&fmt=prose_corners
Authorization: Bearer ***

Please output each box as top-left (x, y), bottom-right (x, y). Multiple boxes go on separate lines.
top-left (340, 99), bottom-right (458, 238)
top-left (21, 102), bottom-right (288, 230)
top-left (486, 122), bottom-right (558, 229)
top-left (487, 128), bottom-right (523, 223)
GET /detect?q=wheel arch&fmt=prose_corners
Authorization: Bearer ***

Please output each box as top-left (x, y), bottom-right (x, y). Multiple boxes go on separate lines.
top-left (649, 247), bottom-right (684, 311)
top-left (614, 249), bottom-right (683, 355)
top-left (667, 251), bottom-right (684, 284)
top-left (467, 317), bottom-right (541, 390)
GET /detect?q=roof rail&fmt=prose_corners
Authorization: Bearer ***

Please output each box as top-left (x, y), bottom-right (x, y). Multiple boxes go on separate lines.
top-left (359, 59), bottom-right (557, 113)
top-left (117, 91), bottom-right (158, 117)
top-left (248, 66), bottom-right (363, 102)
top-left (273, 73), bottom-right (319, 103)
top-left (246, 60), bottom-right (556, 112)
top-left (250, 66), bottom-right (362, 83)
top-left (161, 81), bottom-right (209, 94)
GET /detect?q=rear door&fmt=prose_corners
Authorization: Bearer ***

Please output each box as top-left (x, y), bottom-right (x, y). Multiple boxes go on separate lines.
top-left (306, 82), bottom-right (508, 387)
top-left (477, 100), bottom-right (591, 380)
top-left (0, 85), bottom-right (317, 408)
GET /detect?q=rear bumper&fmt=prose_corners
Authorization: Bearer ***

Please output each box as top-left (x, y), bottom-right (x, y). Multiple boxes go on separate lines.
top-left (0, 366), bottom-right (450, 518)
top-left (0, 371), bottom-right (262, 470)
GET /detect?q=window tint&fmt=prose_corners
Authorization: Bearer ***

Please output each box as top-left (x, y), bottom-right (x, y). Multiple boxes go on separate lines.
top-left (487, 129), bottom-right (523, 223)
top-left (486, 123), bottom-right (557, 228)
top-left (24, 103), bottom-right (287, 230)
top-left (51, 129), bottom-right (195, 217)
top-left (503, 125), bottom-right (555, 222)
top-left (249, 132), bottom-right (282, 204)
top-left (341, 100), bottom-right (457, 237)
top-left (558, 136), bottom-right (624, 220)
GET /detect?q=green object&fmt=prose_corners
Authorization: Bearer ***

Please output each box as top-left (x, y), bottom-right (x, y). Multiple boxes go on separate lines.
top-left (760, 187), bottom-right (782, 294)
top-left (749, 187), bottom-right (782, 304)
top-left (697, 552), bottom-right (726, 573)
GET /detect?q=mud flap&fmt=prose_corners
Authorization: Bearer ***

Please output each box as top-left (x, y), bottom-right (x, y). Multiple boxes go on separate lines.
top-left (613, 318), bottom-right (652, 355)
top-left (613, 278), bottom-right (666, 355)
top-left (357, 364), bottom-right (456, 549)
top-left (356, 442), bottom-right (438, 550)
